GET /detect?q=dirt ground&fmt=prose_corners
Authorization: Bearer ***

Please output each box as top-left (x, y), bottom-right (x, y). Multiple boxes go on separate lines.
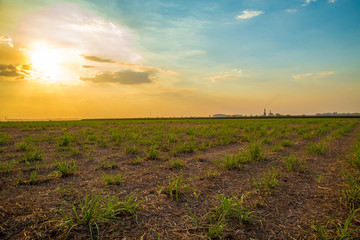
top-left (0, 118), bottom-right (359, 239)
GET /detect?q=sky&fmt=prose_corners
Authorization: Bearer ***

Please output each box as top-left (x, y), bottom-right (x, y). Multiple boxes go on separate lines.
top-left (0, 0), bottom-right (359, 119)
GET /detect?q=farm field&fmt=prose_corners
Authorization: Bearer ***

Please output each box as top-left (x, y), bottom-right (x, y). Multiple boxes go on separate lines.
top-left (1, 117), bottom-right (360, 239)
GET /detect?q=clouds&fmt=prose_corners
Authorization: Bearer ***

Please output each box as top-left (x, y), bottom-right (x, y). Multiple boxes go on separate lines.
top-left (0, 64), bottom-right (29, 80)
top-left (13, 2), bottom-right (141, 63)
top-left (292, 71), bottom-right (335, 79)
top-left (80, 70), bottom-right (153, 85)
top-left (0, 35), bottom-right (14, 48)
top-left (302, 0), bottom-right (317, 7)
top-left (210, 68), bottom-right (243, 83)
top-left (80, 55), bottom-right (176, 85)
top-left (235, 10), bottom-right (263, 20)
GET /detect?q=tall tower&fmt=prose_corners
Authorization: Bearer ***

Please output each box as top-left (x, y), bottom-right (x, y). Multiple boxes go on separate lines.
top-left (264, 109), bottom-right (266, 116)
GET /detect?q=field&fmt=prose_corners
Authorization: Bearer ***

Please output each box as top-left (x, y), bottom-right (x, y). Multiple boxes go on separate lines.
top-left (1, 117), bottom-right (360, 239)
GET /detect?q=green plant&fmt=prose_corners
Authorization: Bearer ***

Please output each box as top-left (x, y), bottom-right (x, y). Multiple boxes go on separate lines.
top-left (186, 205), bottom-right (200, 227)
top-left (0, 159), bottom-right (15, 173)
top-left (16, 140), bottom-right (32, 151)
top-left (147, 146), bottom-right (159, 160)
top-left (102, 173), bottom-right (124, 186)
top-left (130, 156), bottom-right (143, 165)
top-left (307, 142), bottom-right (326, 155)
top-left (56, 159), bottom-right (78, 177)
top-left (17, 170), bottom-right (39, 185)
top-left (159, 173), bottom-right (195, 200)
top-left (217, 153), bottom-right (243, 170)
top-left (280, 139), bottom-right (293, 147)
top-left (248, 143), bottom-right (264, 162)
top-left (335, 209), bottom-right (360, 239)
top-left (203, 168), bottom-right (219, 178)
top-left (0, 133), bottom-right (10, 146)
top-left (253, 169), bottom-right (280, 194)
top-left (125, 145), bottom-right (140, 155)
top-left (342, 174), bottom-right (360, 209)
top-left (170, 159), bottom-right (184, 169)
top-left (283, 154), bottom-right (304, 172)
top-left (58, 192), bottom-right (140, 239)
top-left (58, 184), bottom-right (76, 198)
top-left (308, 209), bottom-right (360, 240)
top-left (97, 158), bottom-right (116, 169)
top-left (272, 144), bottom-right (282, 152)
top-left (22, 148), bottom-right (43, 162)
top-left (207, 194), bottom-right (253, 238)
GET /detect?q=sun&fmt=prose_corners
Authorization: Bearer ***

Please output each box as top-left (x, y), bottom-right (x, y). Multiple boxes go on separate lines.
top-left (28, 44), bottom-right (66, 83)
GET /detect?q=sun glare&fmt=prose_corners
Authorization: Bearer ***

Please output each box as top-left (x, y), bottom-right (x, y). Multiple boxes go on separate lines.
top-left (28, 44), bottom-right (66, 83)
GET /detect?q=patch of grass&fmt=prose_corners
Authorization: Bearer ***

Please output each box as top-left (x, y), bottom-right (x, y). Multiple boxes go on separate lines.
top-left (58, 133), bottom-right (74, 147)
top-left (272, 144), bottom-right (283, 152)
top-left (170, 159), bottom-right (184, 169)
top-left (97, 158), bottom-right (116, 169)
top-left (307, 142), bottom-right (326, 155)
top-left (280, 139), bottom-right (294, 147)
top-left (102, 173), bottom-right (124, 186)
top-left (16, 140), bottom-right (32, 151)
top-left (125, 145), bottom-right (140, 155)
top-left (203, 168), bottom-right (219, 179)
top-left (0, 133), bottom-right (10, 146)
top-left (22, 148), bottom-right (43, 162)
top-left (283, 154), bottom-right (304, 172)
top-left (253, 168), bottom-right (280, 195)
top-left (159, 173), bottom-right (195, 200)
top-left (56, 159), bottom-right (78, 177)
top-left (308, 209), bottom-right (360, 240)
top-left (58, 184), bottom-right (77, 198)
top-left (342, 174), bottom-right (360, 209)
top-left (207, 194), bottom-right (253, 239)
top-left (58, 192), bottom-right (141, 239)
top-left (130, 156), bottom-right (143, 165)
top-left (17, 170), bottom-right (40, 185)
top-left (248, 142), bottom-right (265, 162)
top-left (261, 137), bottom-right (271, 145)
top-left (174, 142), bottom-right (196, 155)
top-left (147, 146), bottom-right (159, 160)
top-left (217, 153), bottom-right (244, 170)
top-left (0, 159), bottom-right (15, 173)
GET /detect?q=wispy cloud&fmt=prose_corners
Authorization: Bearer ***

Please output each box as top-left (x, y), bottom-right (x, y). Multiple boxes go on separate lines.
top-left (81, 55), bottom-right (177, 85)
top-left (13, 2), bottom-right (141, 63)
top-left (302, 0), bottom-right (316, 7)
top-left (292, 71), bottom-right (335, 79)
top-left (0, 35), bottom-right (14, 48)
top-left (82, 55), bottom-right (177, 76)
top-left (285, 9), bottom-right (297, 13)
top-left (0, 64), bottom-right (30, 80)
top-left (80, 70), bottom-right (153, 85)
top-left (235, 10), bottom-right (263, 20)
top-left (328, 0), bottom-right (336, 3)
top-left (210, 68), bottom-right (242, 83)
top-left (82, 56), bottom-right (116, 64)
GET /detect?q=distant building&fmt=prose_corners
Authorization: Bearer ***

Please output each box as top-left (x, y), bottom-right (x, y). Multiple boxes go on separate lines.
top-left (213, 114), bottom-right (227, 117)
top-left (264, 109), bottom-right (266, 116)
top-left (268, 110), bottom-right (274, 116)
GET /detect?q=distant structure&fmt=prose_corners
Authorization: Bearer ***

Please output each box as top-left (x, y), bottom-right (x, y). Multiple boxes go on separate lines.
top-left (268, 110), bottom-right (274, 116)
top-left (264, 109), bottom-right (266, 116)
top-left (213, 114), bottom-right (243, 118)
top-left (316, 112), bottom-right (360, 116)
top-left (213, 114), bottom-right (227, 118)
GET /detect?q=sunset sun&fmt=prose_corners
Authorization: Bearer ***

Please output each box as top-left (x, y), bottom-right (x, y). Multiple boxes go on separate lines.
top-left (28, 45), bottom-right (65, 83)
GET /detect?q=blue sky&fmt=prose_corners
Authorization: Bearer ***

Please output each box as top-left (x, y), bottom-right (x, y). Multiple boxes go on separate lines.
top-left (0, 0), bottom-right (359, 118)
